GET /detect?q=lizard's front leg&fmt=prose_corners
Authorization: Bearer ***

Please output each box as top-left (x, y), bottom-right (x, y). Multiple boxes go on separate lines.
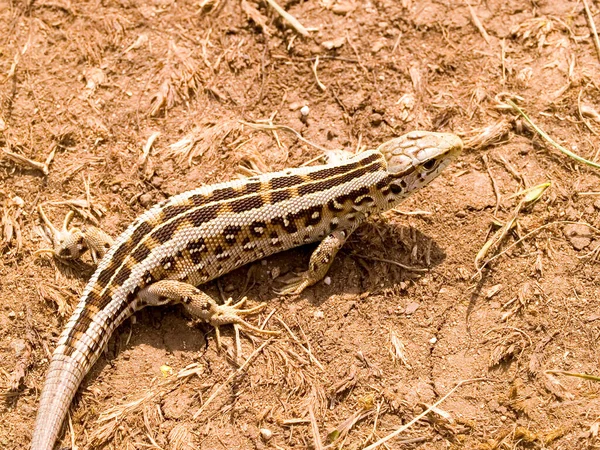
top-left (276, 228), bottom-right (354, 296)
top-left (140, 280), bottom-right (278, 348)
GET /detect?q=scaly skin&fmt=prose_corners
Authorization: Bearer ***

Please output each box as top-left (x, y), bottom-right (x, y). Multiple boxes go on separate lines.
top-left (31, 131), bottom-right (462, 449)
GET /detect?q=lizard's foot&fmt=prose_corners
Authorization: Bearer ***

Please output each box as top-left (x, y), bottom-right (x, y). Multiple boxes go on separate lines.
top-left (37, 205), bottom-right (114, 263)
top-left (210, 297), bottom-right (279, 348)
top-left (274, 229), bottom-right (349, 296)
top-left (274, 275), bottom-right (311, 296)
top-left (142, 280), bottom-right (279, 350)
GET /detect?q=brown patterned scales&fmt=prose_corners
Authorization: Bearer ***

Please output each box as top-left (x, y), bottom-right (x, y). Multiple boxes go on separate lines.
top-left (31, 131), bottom-right (462, 450)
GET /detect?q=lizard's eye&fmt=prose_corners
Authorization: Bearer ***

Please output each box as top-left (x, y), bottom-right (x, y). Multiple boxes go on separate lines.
top-left (423, 159), bottom-right (437, 171)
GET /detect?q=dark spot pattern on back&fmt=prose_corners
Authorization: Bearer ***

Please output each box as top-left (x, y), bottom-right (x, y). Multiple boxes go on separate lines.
top-left (242, 182), bottom-right (261, 194)
top-left (161, 204), bottom-right (189, 221)
top-left (223, 224), bottom-right (242, 243)
top-left (161, 255), bottom-right (176, 270)
top-left (271, 189), bottom-right (292, 204)
top-left (270, 174), bottom-right (304, 190)
top-left (130, 243), bottom-right (151, 264)
top-left (390, 184), bottom-right (403, 195)
top-left (188, 238), bottom-right (207, 264)
top-left (230, 195), bottom-right (264, 213)
top-left (271, 215), bottom-right (298, 234)
top-left (303, 205), bottom-right (323, 226)
top-left (250, 220), bottom-right (267, 236)
top-left (210, 187), bottom-right (238, 202)
top-left (113, 265), bottom-right (132, 287)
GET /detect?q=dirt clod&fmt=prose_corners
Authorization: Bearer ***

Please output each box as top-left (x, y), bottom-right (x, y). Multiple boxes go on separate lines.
top-left (563, 224), bottom-right (593, 250)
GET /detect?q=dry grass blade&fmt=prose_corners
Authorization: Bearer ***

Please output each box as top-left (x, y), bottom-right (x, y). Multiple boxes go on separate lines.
top-left (475, 182), bottom-right (551, 273)
top-left (2, 148), bottom-right (49, 175)
top-left (312, 56), bottom-right (326, 91)
top-left (327, 406), bottom-right (375, 444)
top-left (37, 283), bottom-right (75, 318)
top-left (582, 0), bottom-right (600, 64)
top-left (2, 195), bottom-right (24, 255)
top-left (42, 199), bottom-right (107, 226)
top-left (192, 338), bottom-right (272, 419)
top-left (168, 423), bottom-right (195, 450)
top-left (507, 100), bottom-right (600, 170)
top-left (239, 120), bottom-right (330, 152)
top-left (542, 372), bottom-right (575, 400)
top-left (308, 402), bottom-right (323, 450)
top-left (167, 120), bottom-right (240, 166)
top-left (149, 41), bottom-right (202, 117)
top-left (265, 0), bottom-right (310, 36)
top-left (508, 182), bottom-right (551, 204)
top-left (90, 363), bottom-right (204, 447)
top-left (241, 0), bottom-right (272, 35)
top-left (475, 216), bottom-right (517, 271)
top-left (362, 378), bottom-right (488, 450)
top-left (464, 119), bottom-right (512, 150)
top-left (139, 131), bottom-right (160, 167)
top-left (468, 4), bottom-right (491, 44)
top-left (510, 17), bottom-right (554, 48)
top-left (353, 253), bottom-right (428, 272)
top-left (389, 331), bottom-right (411, 368)
top-left (479, 220), bottom-right (600, 274)
top-left (546, 370), bottom-right (600, 382)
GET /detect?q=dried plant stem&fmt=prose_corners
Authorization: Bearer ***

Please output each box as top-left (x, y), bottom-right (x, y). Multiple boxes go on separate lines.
top-left (507, 100), bottom-right (600, 170)
top-left (468, 4), bottom-right (491, 44)
top-left (362, 378), bottom-right (487, 450)
top-left (265, 0), bottom-right (309, 36)
top-left (192, 338), bottom-right (272, 419)
top-left (582, 0), bottom-right (600, 65)
top-left (476, 220), bottom-right (600, 276)
top-left (239, 120), bottom-right (330, 152)
top-left (546, 370), bottom-right (600, 382)
top-left (2, 148), bottom-right (50, 175)
top-left (352, 253), bottom-right (428, 272)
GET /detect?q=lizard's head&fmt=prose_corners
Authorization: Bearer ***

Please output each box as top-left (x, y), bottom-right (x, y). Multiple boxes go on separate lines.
top-left (376, 131), bottom-right (462, 204)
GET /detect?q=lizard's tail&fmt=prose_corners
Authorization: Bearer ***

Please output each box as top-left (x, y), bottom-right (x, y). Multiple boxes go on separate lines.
top-left (31, 353), bottom-right (87, 450)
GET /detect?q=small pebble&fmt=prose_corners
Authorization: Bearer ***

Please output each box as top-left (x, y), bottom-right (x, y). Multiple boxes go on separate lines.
top-left (139, 192), bottom-right (154, 207)
top-left (403, 302), bottom-right (420, 315)
top-left (323, 276), bottom-right (331, 285)
top-left (300, 105), bottom-right (310, 116)
top-left (429, 336), bottom-right (437, 344)
top-left (371, 113), bottom-right (383, 126)
top-left (8, 311), bottom-right (16, 319)
top-left (151, 176), bottom-right (163, 188)
top-left (563, 223), bottom-right (593, 250)
top-left (314, 310), bottom-right (324, 319)
top-left (321, 37), bottom-right (345, 50)
top-left (259, 428), bottom-right (273, 441)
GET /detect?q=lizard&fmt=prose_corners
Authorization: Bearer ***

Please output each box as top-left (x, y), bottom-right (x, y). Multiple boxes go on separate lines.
top-left (30, 130), bottom-right (462, 450)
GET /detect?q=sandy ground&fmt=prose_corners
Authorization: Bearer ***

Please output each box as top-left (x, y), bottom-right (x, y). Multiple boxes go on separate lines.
top-left (2, 0), bottom-right (600, 448)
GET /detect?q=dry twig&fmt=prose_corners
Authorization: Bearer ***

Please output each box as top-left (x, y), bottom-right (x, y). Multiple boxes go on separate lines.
top-left (468, 4), bottom-right (491, 44)
top-left (265, 0), bottom-right (310, 36)
top-left (582, 0), bottom-right (600, 65)
top-left (362, 378), bottom-right (488, 450)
